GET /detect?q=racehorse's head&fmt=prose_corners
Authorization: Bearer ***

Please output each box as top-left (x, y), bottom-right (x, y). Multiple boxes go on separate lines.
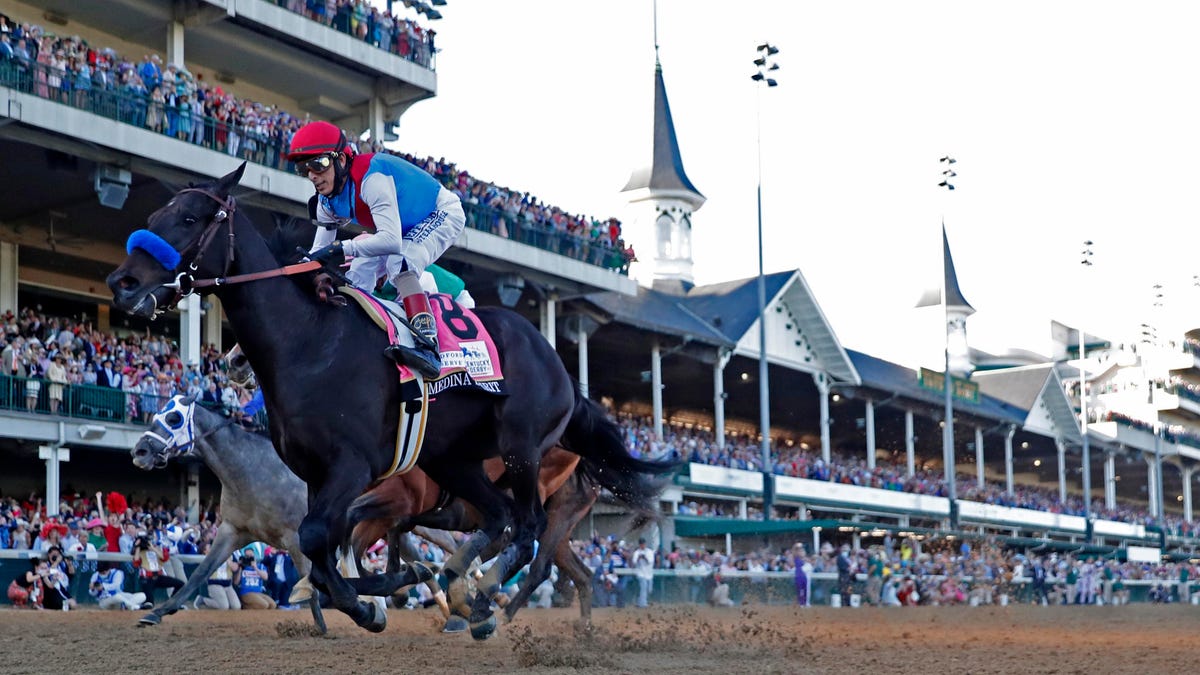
top-left (132, 394), bottom-right (199, 470)
top-left (107, 163), bottom-right (246, 319)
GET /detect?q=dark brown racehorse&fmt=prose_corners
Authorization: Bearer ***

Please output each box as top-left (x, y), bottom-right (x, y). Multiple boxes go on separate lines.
top-left (107, 164), bottom-right (676, 638)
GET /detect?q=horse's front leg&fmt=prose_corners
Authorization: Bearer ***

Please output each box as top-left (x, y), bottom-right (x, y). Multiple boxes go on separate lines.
top-left (299, 472), bottom-right (384, 633)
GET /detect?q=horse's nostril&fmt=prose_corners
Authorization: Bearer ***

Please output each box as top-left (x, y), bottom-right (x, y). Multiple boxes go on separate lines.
top-left (117, 276), bottom-right (138, 291)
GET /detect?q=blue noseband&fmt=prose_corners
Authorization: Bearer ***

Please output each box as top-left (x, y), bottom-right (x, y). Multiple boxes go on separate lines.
top-left (127, 229), bottom-right (181, 271)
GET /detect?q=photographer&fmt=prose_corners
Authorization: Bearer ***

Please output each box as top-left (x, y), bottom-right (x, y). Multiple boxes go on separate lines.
top-left (41, 545), bottom-right (76, 611)
top-left (235, 549), bottom-right (276, 610)
top-left (132, 530), bottom-right (183, 603)
top-left (7, 557), bottom-right (43, 609)
top-left (89, 561), bottom-right (147, 611)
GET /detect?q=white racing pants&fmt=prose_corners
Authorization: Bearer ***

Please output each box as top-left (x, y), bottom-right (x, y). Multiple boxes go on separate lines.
top-left (344, 187), bottom-right (465, 290)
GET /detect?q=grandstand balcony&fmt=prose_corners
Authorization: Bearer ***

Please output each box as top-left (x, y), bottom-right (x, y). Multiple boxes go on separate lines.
top-left (0, 78), bottom-right (633, 317)
top-left (12, 0), bottom-right (436, 130)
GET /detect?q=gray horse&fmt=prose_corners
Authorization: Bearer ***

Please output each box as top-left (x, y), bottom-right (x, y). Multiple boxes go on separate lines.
top-left (131, 394), bottom-right (458, 632)
top-left (130, 394), bottom-right (326, 630)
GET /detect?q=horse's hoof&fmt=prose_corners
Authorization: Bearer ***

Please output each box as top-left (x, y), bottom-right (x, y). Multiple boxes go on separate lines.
top-left (410, 562), bottom-right (434, 585)
top-left (442, 616), bottom-right (469, 633)
top-left (137, 613), bottom-right (161, 627)
top-left (290, 576), bottom-right (314, 604)
top-left (469, 615), bottom-right (497, 641)
top-left (355, 601), bottom-right (387, 633)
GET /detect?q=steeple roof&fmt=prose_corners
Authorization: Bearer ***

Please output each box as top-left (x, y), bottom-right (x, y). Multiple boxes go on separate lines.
top-left (622, 63), bottom-right (705, 205)
top-left (915, 225), bottom-right (975, 314)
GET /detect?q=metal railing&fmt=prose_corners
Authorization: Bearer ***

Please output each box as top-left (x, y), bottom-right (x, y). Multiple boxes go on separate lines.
top-left (0, 58), bottom-right (627, 272)
top-left (461, 202), bottom-right (632, 274)
top-left (0, 373), bottom-right (238, 426)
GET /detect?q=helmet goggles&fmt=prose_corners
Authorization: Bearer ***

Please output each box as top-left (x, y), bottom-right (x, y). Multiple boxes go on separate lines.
top-left (294, 153), bottom-right (338, 177)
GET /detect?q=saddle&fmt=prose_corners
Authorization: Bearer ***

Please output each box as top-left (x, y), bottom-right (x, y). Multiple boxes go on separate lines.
top-left (337, 287), bottom-right (507, 479)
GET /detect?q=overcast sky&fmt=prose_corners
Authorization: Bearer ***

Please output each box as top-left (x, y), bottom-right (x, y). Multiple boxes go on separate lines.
top-left (389, 0), bottom-right (1200, 370)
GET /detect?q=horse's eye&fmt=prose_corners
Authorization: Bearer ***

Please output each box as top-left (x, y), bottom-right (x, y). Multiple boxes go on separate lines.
top-left (165, 412), bottom-right (183, 428)
top-left (184, 216), bottom-right (198, 225)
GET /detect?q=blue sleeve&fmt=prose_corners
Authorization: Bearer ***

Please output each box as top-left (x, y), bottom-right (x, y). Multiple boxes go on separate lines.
top-left (242, 390), bottom-right (264, 416)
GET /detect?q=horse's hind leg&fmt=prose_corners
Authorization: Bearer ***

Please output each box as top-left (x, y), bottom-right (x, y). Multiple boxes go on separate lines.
top-left (470, 458), bottom-right (547, 639)
top-left (504, 477), bottom-right (597, 622)
top-left (423, 464), bottom-right (518, 636)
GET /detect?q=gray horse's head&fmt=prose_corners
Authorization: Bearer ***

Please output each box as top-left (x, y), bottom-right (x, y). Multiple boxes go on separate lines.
top-left (132, 394), bottom-right (200, 470)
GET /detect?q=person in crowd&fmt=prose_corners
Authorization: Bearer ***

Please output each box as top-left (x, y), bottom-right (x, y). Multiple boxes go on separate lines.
top-left (40, 545), bottom-right (75, 610)
top-left (46, 352), bottom-right (67, 414)
top-left (194, 553), bottom-right (240, 610)
top-left (8, 557), bottom-right (43, 608)
top-left (263, 547), bottom-right (300, 609)
top-left (835, 544), bottom-right (854, 607)
top-left (89, 561), bottom-right (147, 610)
top-left (631, 537), bottom-right (655, 608)
top-left (792, 544), bottom-right (812, 607)
top-left (132, 529), bottom-right (183, 602)
top-left (288, 120), bottom-right (465, 379)
top-left (235, 548), bottom-right (276, 609)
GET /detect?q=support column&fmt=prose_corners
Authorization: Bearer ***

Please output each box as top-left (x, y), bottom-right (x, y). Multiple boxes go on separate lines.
top-left (975, 426), bottom-right (985, 489)
top-left (167, 20), bottom-right (185, 67)
top-left (39, 445), bottom-right (70, 518)
top-left (367, 90), bottom-right (387, 147)
top-left (864, 399), bottom-right (876, 470)
top-left (713, 350), bottom-right (731, 449)
top-left (905, 410), bottom-right (915, 478)
top-left (1146, 455), bottom-right (1159, 518)
top-left (1004, 426), bottom-right (1015, 496)
top-left (1181, 465), bottom-right (1194, 524)
top-left (202, 296), bottom-right (223, 353)
top-left (0, 241), bottom-right (16, 313)
top-left (650, 343), bottom-right (663, 441)
top-left (186, 463), bottom-right (200, 524)
top-left (539, 294), bottom-right (557, 346)
top-left (813, 374), bottom-right (831, 464)
top-left (1104, 450), bottom-right (1117, 511)
top-left (179, 294), bottom-right (202, 367)
top-left (577, 322), bottom-right (589, 398)
top-left (1057, 439), bottom-right (1067, 504)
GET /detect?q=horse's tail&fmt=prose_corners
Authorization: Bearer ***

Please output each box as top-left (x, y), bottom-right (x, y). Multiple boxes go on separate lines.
top-left (560, 387), bottom-right (680, 529)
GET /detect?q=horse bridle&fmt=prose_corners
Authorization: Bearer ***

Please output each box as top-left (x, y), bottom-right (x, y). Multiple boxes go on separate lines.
top-left (157, 187), bottom-right (320, 310)
top-left (139, 396), bottom-right (233, 467)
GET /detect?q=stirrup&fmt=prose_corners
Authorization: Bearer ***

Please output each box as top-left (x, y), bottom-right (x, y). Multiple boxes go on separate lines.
top-left (384, 344), bottom-right (441, 379)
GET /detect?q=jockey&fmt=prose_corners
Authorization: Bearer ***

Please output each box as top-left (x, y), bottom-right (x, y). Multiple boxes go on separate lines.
top-left (287, 120), bottom-right (465, 379)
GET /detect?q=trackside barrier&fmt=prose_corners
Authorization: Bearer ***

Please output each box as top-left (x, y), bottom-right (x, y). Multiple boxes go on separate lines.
top-left (2, 551), bottom-right (1193, 607)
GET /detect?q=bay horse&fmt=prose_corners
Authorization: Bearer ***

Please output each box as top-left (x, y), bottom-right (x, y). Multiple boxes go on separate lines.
top-left (349, 437), bottom-right (666, 624)
top-left (107, 164), bottom-right (676, 638)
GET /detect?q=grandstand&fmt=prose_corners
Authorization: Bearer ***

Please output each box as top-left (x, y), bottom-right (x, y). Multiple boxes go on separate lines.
top-left (1, 0), bottom-right (1198, 601)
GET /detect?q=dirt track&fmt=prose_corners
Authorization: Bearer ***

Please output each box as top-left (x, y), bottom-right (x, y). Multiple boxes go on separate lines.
top-left (0, 603), bottom-right (1195, 674)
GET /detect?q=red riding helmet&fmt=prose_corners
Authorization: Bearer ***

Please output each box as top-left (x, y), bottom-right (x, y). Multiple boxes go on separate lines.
top-left (287, 121), bottom-right (352, 160)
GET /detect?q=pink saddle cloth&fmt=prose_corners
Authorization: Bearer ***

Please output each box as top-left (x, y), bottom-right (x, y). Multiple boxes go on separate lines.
top-left (342, 288), bottom-right (506, 395)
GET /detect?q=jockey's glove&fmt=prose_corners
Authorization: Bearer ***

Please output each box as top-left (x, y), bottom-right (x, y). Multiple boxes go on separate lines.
top-left (310, 240), bottom-right (346, 267)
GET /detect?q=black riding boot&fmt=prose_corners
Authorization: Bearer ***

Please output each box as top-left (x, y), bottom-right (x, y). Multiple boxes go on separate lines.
top-left (384, 308), bottom-right (441, 379)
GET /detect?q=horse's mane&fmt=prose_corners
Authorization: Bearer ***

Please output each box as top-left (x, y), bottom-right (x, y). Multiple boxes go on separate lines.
top-left (265, 216), bottom-right (318, 266)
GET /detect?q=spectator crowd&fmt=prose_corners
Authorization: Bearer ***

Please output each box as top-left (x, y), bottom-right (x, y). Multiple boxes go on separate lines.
top-left (2, 307), bottom-right (258, 426)
top-left (617, 413), bottom-right (1200, 539)
top-left (0, 11), bottom-right (634, 273)
top-left (1, 491), bottom-right (302, 612)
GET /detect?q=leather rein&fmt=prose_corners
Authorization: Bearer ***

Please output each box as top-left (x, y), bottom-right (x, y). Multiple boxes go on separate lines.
top-left (162, 188), bottom-right (321, 307)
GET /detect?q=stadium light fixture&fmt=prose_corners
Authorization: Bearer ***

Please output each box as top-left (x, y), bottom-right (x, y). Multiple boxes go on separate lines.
top-left (1077, 239), bottom-right (1094, 524)
top-left (751, 41), bottom-right (780, 519)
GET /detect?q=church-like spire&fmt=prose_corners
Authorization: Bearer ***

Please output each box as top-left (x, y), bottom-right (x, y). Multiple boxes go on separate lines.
top-left (916, 224), bottom-right (975, 314)
top-left (621, 64), bottom-right (705, 206)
